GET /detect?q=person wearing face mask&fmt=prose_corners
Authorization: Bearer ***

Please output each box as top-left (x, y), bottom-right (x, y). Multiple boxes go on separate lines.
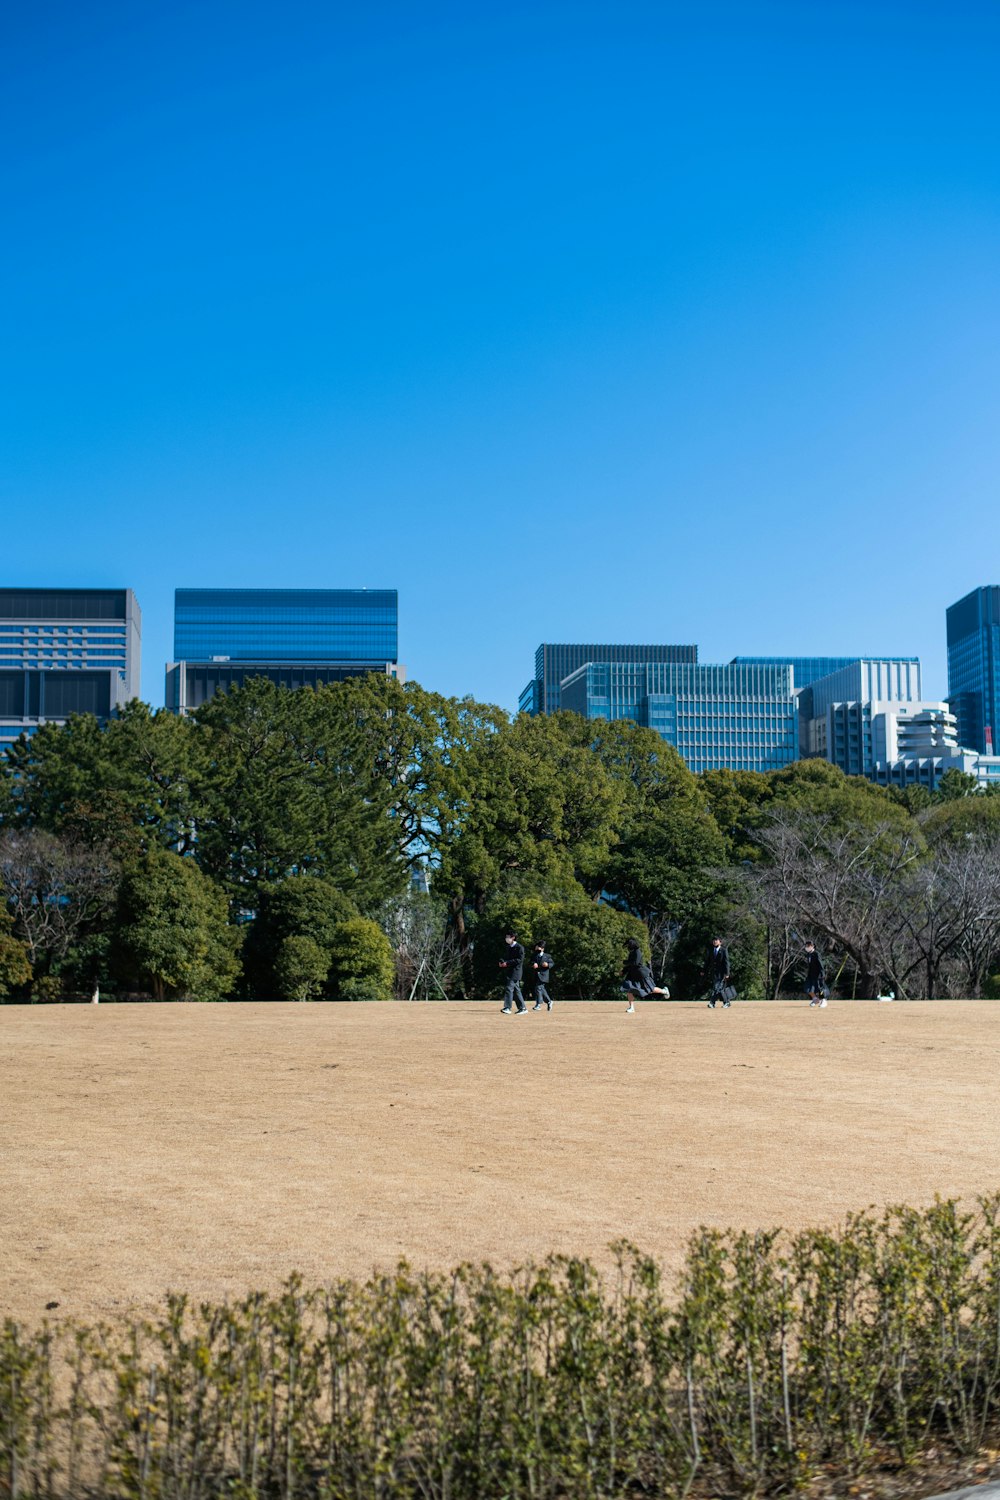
top-left (529, 942), bottom-right (555, 1011)
top-left (499, 930), bottom-right (527, 1014)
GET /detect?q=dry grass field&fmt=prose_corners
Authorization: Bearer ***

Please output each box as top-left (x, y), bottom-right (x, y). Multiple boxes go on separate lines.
top-left (2, 999), bottom-right (999, 1326)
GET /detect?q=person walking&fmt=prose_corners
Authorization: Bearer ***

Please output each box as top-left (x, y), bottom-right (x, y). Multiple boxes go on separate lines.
top-left (706, 937), bottom-right (733, 1008)
top-left (621, 936), bottom-right (669, 1014)
top-left (499, 931), bottom-right (527, 1014)
top-left (529, 942), bottom-right (555, 1011)
top-left (804, 942), bottom-right (828, 1007)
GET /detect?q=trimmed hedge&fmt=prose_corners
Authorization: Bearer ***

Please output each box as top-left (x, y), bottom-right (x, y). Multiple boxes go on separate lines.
top-left (3, 1196), bottom-right (1000, 1497)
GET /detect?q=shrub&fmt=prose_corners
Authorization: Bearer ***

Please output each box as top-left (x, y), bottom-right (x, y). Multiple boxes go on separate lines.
top-left (3, 1197), bottom-right (1000, 1499)
top-left (243, 876), bottom-right (356, 998)
top-left (273, 934), bottom-right (329, 1001)
top-left (328, 916), bottom-right (394, 1001)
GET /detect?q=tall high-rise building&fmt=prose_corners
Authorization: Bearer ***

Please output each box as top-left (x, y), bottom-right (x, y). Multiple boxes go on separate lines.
top-left (946, 586), bottom-right (1000, 755)
top-left (558, 659), bottom-right (798, 773)
top-left (521, 642), bottom-right (698, 718)
top-left (165, 588), bottom-right (402, 712)
top-left (797, 658), bottom-right (924, 777)
top-left (0, 588), bottom-right (142, 750)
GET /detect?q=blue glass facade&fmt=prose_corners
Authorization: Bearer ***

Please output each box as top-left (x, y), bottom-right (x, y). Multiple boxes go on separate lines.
top-left (0, 588), bottom-right (141, 749)
top-left (524, 641), bottom-right (698, 717)
top-left (947, 586), bottom-right (1000, 754)
top-left (167, 588), bottom-right (401, 713)
top-left (174, 588), bottom-right (398, 663)
top-left (559, 661), bottom-right (797, 773)
top-left (732, 656), bottom-right (857, 689)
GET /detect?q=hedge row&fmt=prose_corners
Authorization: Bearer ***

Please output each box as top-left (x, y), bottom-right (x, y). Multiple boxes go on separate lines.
top-left (4, 1197), bottom-right (1000, 1498)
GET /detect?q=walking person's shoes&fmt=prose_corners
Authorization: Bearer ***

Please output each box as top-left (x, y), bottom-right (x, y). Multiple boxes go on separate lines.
top-left (723, 1000), bottom-right (731, 1008)
top-left (707, 1001), bottom-right (716, 1008)
top-left (531, 1002), bottom-right (542, 1011)
top-left (501, 1008), bottom-right (512, 1014)
top-left (546, 1000), bottom-right (552, 1011)
top-left (625, 1002), bottom-right (635, 1014)
top-left (819, 998), bottom-right (828, 1007)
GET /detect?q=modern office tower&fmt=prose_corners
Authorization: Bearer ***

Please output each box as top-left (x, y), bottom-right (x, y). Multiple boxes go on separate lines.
top-left (165, 588), bottom-right (402, 712)
top-left (798, 658), bottom-right (924, 776)
top-left (0, 588), bottom-right (142, 750)
top-left (521, 642), bottom-right (698, 718)
top-left (946, 585), bottom-right (1000, 755)
top-left (558, 660), bottom-right (798, 774)
top-left (731, 656), bottom-right (857, 688)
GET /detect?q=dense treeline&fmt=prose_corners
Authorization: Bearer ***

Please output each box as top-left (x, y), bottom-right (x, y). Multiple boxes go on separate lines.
top-left (3, 1197), bottom-right (1000, 1498)
top-left (2, 675), bottom-right (1000, 1002)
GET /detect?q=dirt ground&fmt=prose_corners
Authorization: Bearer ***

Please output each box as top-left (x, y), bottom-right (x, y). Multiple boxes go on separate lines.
top-left (2, 999), bottom-right (999, 1326)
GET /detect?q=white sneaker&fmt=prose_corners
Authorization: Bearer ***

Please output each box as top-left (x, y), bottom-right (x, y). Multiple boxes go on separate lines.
top-left (819, 997), bottom-right (828, 1008)
top-left (625, 1002), bottom-right (635, 1014)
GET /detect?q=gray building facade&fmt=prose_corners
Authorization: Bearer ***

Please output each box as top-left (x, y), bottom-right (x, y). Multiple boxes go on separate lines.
top-left (0, 588), bottom-right (142, 749)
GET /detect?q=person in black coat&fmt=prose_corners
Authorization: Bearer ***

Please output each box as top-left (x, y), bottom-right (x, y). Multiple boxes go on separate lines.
top-left (804, 942), bottom-right (827, 1007)
top-left (499, 931), bottom-right (527, 1014)
top-left (621, 936), bottom-right (669, 1014)
top-left (706, 937), bottom-right (732, 1008)
top-left (529, 942), bottom-right (555, 1011)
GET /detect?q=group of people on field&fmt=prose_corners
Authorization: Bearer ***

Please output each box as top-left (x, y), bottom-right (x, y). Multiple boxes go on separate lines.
top-left (498, 932), bottom-right (829, 1013)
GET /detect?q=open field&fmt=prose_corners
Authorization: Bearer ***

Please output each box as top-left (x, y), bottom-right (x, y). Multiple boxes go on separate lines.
top-left (2, 999), bottom-right (999, 1325)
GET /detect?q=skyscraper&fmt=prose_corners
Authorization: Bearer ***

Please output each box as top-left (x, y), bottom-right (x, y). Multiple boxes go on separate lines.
top-left (165, 588), bottom-right (402, 712)
top-left (946, 586), bottom-right (1000, 755)
top-left (0, 588), bottom-right (142, 750)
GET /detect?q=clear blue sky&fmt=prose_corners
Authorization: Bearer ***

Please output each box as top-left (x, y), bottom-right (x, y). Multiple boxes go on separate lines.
top-left (3, 1), bottom-right (999, 708)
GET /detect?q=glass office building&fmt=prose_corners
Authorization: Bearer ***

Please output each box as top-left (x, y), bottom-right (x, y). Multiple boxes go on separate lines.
top-left (0, 588), bottom-right (142, 750)
top-left (946, 586), bottom-right (1000, 755)
top-left (559, 660), bottom-right (798, 774)
top-left (522, 642), bottom-right (698, 718)
top-left (731, 656), bottom-right (857, 689)
top-left (166, 588), bottom-right (401, 712)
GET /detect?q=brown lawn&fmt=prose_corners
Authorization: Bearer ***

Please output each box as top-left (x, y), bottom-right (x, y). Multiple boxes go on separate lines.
top-left (2, 999), bottom-right (998, 1325)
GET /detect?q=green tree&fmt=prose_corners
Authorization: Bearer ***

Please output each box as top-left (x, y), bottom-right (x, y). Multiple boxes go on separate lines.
top-left (3, 703), bottom-right (203, 854)
top-left (242, 875), bottom-right (356, 997)
top-left (194, 677), bottom-right (410, 909)
top-left (436, 711), bottom-right (628, 941)
top-left (591, 719), bottom-right (725, 922)
top-left (273, 934), bottom-right (330, 1001)
top-left (919, 793), bottom-right (1000, 846)
top-left (700, 768), bottom-right (775, 862)
top-left (113, 850), bottom-right (241, 1000)
top-left (328, 917), bottom-right (395, 1001)
top-left (0, 908), bottom-right (31, 999)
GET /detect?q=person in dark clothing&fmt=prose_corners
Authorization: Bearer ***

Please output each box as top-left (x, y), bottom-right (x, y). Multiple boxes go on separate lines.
top-left (499, 931), bottom-right (527, 1014)
top-left (621, 936), bottom-right (669, 1014)
top-left (529, 942), bottom-right (555, 1011)
top-left (706, 937), bottom-right (733, 1008)
top-left (804, 942), bottom-right (828, 1007)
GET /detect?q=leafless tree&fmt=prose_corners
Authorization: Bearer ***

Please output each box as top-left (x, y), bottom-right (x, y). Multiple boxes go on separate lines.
top-left (902, 834), bottom-right (1000, 998)
top-left (0, 829), bottom-right (118, 972)
top-left (379, 891), bottom-right (464, 1000)
top-left (739, 812), bottom-right (923, 998)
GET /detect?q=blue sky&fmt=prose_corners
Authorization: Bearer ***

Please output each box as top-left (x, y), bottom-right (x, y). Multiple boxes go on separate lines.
top-left (2, 0), bottom-right (999, 708)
